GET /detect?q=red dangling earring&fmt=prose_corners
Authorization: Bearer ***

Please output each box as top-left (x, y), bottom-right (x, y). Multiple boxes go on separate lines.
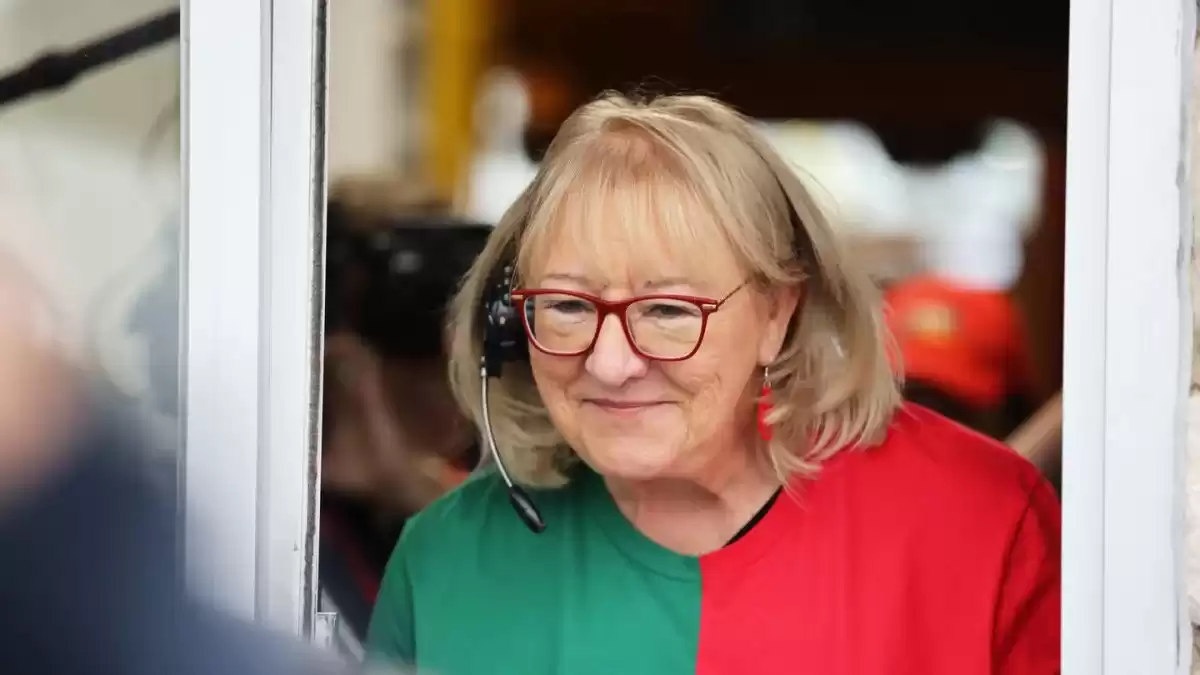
top-left (757, 366), bottom-right (774, 442)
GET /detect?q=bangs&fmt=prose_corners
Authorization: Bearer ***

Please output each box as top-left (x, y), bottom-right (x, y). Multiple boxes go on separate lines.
top-left (516, 132), bottom-right (742, 289)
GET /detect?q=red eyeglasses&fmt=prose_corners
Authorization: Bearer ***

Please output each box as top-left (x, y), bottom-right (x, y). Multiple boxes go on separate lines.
top-left (510, 281), bottom-right (748, 361)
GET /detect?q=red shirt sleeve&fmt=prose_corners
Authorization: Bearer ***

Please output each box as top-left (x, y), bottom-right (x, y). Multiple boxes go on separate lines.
top-left (992, 478), bottom-right (1061, 673)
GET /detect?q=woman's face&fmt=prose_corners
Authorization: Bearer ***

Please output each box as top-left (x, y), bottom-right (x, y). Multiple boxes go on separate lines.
top-left (525, 232), bottom-right (799, 483)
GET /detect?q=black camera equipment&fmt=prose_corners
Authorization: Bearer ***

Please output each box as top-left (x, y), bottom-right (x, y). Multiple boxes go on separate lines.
top-left (325, 201), bottom-right (492, 359)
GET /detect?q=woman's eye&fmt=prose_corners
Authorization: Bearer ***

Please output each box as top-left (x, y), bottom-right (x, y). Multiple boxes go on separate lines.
top-left (644, 303), bottom-right (700, 319)
top-left (545, 300), bottom-right (591, 314)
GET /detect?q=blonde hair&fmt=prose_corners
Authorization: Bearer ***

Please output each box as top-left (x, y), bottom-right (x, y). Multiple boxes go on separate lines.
top-left (447, 92), bottom-right (901, 487)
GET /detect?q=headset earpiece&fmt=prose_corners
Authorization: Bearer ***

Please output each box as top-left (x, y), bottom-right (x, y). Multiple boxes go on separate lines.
top-left (481, 260), bottom-right (529, 378)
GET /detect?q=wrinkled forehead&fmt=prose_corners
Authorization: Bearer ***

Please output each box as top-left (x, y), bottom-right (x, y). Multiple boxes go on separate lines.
top-left (516, 163), bottom-right (747, 294)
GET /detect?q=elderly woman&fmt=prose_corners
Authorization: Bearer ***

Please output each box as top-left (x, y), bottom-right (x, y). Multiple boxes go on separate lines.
top-left (366, 93), bottom-right (1060, 674)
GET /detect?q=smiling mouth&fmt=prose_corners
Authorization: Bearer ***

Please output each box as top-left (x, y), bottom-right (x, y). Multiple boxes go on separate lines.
top-left (584, 400), bottom-right (667, 411)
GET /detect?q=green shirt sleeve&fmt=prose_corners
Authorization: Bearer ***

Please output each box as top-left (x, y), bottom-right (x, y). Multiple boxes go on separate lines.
top-left (366, 532), bottom-right (416, 667)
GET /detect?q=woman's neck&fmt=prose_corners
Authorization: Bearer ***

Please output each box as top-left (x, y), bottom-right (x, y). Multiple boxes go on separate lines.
top-left (604, 448), bottom-right (781, 556)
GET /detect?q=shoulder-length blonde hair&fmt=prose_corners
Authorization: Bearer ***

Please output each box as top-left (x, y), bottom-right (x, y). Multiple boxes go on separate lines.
top-left (447, 92), bottom-right (900, 488)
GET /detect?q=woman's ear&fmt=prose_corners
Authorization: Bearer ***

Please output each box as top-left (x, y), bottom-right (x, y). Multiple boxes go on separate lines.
top-left (758, 284), bottom-right (802, 366)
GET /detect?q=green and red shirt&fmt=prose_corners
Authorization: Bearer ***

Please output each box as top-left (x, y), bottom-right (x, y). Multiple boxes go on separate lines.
top-left (367, 404), bottom-right (1060, 674)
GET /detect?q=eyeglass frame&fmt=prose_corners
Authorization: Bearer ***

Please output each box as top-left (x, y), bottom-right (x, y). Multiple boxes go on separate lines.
top-left (509, 280), bottom-right (750, 362)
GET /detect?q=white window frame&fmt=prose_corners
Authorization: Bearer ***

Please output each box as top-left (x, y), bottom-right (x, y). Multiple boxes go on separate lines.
top-left (179, 0), bottom-right (1200, 664)
top-left (1063, 0), bottom-right (1194, 672)
top-left (181, 0), bottom-right (328, 638)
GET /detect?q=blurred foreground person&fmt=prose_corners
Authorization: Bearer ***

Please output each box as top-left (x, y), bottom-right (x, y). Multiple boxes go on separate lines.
top-left (368, 94), bottom-right (1060, 674)
top-left (0, 256), bottom-right (363, 675)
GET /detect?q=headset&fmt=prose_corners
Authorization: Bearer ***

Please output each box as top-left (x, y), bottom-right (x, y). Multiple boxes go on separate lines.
top-left (478, 256), bottom-right (546, 533)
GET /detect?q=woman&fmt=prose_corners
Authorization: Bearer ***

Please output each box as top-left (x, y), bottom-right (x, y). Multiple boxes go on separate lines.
top-left (367, 93), bottom-right (1060, 674)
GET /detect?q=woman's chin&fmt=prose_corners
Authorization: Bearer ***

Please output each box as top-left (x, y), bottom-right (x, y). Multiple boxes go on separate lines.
top-left (579, 440), bottom-right (683, 482)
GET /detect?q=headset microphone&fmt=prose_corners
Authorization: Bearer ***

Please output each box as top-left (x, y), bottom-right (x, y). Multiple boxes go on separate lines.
top-left (480, 260), bottom-right (546, 533)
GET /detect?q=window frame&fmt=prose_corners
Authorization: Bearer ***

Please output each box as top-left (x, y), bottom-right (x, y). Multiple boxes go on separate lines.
top-left (1062, 0), bottom-right (1194, 671)
top-left (181, 0), bottom-right (328, 638)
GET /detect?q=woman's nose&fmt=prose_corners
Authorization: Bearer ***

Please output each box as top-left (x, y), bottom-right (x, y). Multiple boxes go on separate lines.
top-left (584, 314), bottom-right (647, 386)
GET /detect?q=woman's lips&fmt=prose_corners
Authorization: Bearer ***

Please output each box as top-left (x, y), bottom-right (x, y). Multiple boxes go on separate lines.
top-left (584, 399), bottom-right (668, 415)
